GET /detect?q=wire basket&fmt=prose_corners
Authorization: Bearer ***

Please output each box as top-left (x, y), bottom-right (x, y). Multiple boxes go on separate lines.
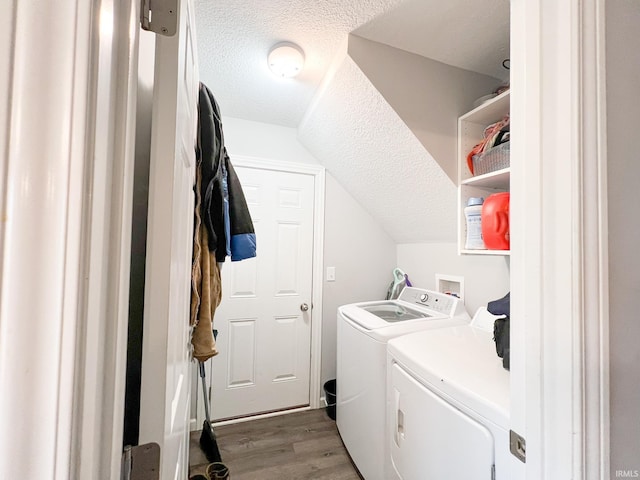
top-left (472, 142), bottom-right (510, 175)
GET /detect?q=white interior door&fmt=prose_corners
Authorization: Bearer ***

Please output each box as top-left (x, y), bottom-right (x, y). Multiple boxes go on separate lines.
top-left (138, 1), bottom-right (199, 478)
top-left (210, 165), bottom-right (316, 420)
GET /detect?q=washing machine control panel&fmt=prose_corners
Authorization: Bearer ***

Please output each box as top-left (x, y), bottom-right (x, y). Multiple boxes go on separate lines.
top-left (398, 287), bottom-right (459, 316)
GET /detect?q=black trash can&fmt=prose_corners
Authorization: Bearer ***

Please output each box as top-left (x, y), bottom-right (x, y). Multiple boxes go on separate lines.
top-left (323, 379), bottom-right (337, 420)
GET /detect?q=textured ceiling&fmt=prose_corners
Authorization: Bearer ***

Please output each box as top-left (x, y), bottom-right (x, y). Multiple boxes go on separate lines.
top-left (298, 54), bottom-right (457, 243)
top-left (194, 0), bottom-right (404, 127)
top-left (194, 0), bottom-right (509, 244)
top-left (194, 0), bottom-right (509, 128)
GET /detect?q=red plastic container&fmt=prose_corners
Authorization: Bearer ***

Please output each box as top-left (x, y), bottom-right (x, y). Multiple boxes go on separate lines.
top-left (481, 192), bottom-right (510, 250)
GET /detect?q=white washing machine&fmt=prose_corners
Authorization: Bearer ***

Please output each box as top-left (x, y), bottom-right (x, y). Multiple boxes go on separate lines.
top-left (336, 287), bottom-right (469, 480)
top-left (386, 308), bottom-right (515, 480)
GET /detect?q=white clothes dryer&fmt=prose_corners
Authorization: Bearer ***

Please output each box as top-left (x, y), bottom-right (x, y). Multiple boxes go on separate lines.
top-left (386, 307), bottom-right (515, 480)
top-left (336, 288), bottom-right (469, 480)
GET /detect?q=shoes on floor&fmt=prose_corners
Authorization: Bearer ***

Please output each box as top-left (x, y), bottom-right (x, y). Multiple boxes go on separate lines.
top-left (189, 462), bottom-right (229, 480)
top-left (206, 462), bottom-right (230, 479)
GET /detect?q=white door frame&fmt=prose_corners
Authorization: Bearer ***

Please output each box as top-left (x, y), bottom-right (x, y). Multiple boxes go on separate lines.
top-left (75, 1), bottom-right (141, 478)
top-left (510, 0), bottom-right (608, 478)
top-left (231, 155), bottom-right (326, 411)
top-left (0, 1), bottom-right (138, 479)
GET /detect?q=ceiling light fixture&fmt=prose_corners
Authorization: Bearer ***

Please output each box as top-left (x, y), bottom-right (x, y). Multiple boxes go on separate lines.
top-left (268, 42), bottom-right (305, 78)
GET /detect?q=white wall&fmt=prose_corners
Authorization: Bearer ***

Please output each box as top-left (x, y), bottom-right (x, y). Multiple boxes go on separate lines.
top-left (322, 175), bottom-right (397, 384)
top-left (223, 117), bottom-right (397, 388)
top-left (223, 116), bottom-right (320, 164)
top-left (606, 0), bottom-right (640, 473)
top-left (397, 243), bottom-right (510, 316)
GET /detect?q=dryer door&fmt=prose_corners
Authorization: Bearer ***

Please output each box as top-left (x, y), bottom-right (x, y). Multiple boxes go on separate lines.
top-left (389, 363), bottom-right (495, 480)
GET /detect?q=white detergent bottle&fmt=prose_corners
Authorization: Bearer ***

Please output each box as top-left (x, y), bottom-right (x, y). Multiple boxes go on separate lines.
top-left (464, 197), bottom-right (486, 249)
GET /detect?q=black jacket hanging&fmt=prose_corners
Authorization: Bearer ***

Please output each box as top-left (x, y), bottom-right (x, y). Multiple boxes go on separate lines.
top-left (197, 82), bottom-right (256, 262)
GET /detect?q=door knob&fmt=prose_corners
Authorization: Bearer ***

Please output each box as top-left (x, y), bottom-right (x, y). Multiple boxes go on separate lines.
top-left (300, 303), bottom-right (309, 312)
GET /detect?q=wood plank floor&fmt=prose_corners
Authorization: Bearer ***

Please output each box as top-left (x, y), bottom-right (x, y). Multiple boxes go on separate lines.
top-left (190, 409), bottom-right (363, 479)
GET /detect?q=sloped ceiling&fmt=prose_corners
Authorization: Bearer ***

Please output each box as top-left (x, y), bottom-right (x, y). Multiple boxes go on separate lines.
top-left (354, 0), bottom-right (510, 82)
top-left (298, 51), bottom-right (458, 243)
top-left (348, 35), bottom-right (501, 184)
top-left (194, 0), bottom-right (510, 244)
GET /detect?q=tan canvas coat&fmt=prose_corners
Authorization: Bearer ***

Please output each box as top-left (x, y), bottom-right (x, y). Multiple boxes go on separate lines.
top-left (191, 166), bottom-right (221, 361)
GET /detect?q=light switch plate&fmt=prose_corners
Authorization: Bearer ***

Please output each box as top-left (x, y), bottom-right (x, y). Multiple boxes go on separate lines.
top-left (326, 266), bottom-right (336, 282)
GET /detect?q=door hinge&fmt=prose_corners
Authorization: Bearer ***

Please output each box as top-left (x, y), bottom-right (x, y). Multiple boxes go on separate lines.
top-left (121, 443), bottom-right (161, 480)
top-left (140, 0), bottom-right (178, 36)
top-left (509, 429), bottom-right (526, 463)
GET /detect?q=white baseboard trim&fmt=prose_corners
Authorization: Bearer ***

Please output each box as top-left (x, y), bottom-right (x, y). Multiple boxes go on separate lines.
top-left (212, 406), bottom-right (316, 427)
top-left (189, 418), bottom-right (199, 432)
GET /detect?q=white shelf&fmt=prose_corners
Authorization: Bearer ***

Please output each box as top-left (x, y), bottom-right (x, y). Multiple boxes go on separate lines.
top-left (460, 249), bottom-right (510, 256)
top-left (457, 90), bottom-right (510, 256)
top-left (460, 89), bottom-right (510, 124)
top-left (461, 168), bottom-right (510, 189)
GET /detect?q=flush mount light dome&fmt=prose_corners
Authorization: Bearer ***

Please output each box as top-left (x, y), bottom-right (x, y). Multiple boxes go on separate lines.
top-left (268, 42), bottom-right (305, 78)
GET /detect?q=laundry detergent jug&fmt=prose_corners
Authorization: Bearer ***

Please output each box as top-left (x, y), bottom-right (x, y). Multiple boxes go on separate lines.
top-left (481, 192), bottom-right (510, 250)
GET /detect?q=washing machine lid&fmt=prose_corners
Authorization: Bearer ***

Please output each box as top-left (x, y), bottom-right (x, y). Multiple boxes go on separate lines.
top-left (338, 287), bottom-right (468, 332)
top-left (359, 302), bottom-right (436, 322)
top-left (388, 324), bottom-right (510, 429)
top-left (339, 301), bottom-right (441, 332)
